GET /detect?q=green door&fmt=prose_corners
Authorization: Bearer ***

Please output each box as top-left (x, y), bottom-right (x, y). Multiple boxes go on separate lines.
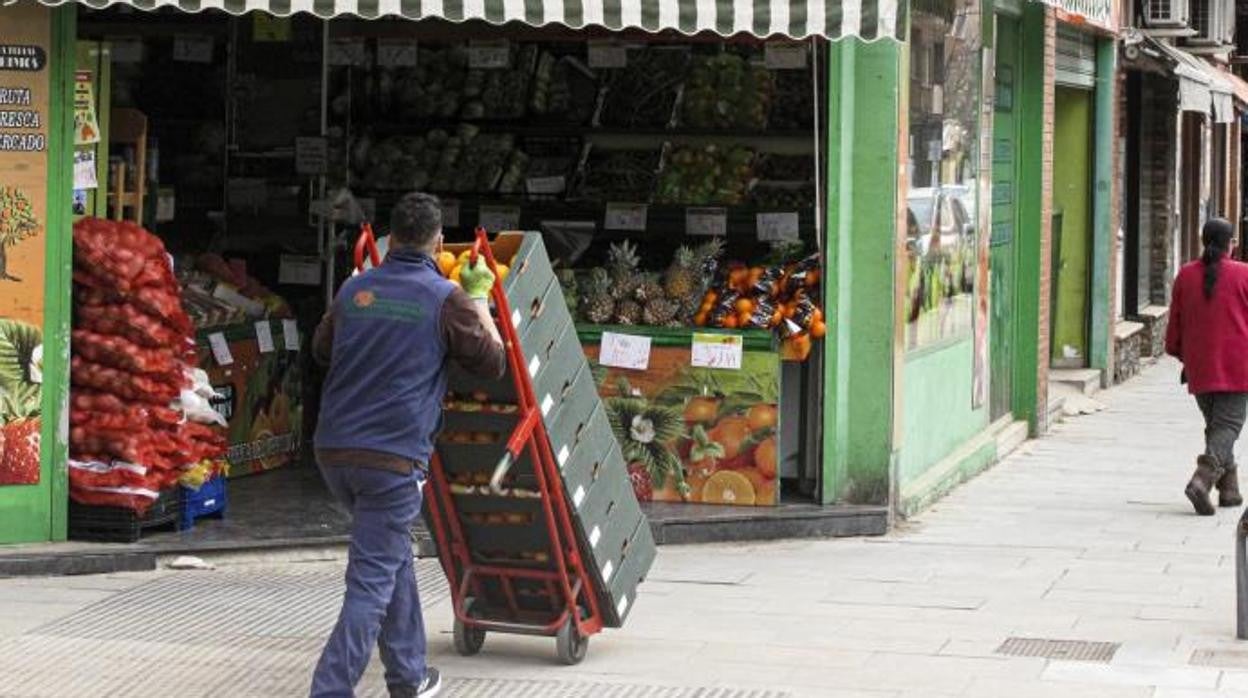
top-left (989, 17), bottom-right (1020, 421)
top-left (1051, 86), bottom-right (1093, 366)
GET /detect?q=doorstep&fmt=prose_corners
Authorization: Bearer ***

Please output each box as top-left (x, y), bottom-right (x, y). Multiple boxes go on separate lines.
top-left (0, 503), bottom-right (889, 578)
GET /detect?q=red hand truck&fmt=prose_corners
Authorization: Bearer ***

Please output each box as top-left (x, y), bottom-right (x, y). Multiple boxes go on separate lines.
top-left (354, 225), bottom-right (605, 664)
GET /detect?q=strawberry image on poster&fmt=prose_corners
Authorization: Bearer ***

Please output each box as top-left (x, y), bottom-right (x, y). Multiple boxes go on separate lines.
top-left (0, 319), bottom-right (42, 485)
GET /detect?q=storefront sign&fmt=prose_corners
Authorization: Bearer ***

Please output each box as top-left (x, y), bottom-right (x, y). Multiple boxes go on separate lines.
top-left (525, 175), bottom-right (565, 195)
top-left (0, 4), bottom-right (50, 487)
top-left (172, 35), bottom-right (214, 64)
top-left (278, 254), bottom-right (322, 286)
top-left (468, 40), bottom-right (510, 69)
top-left (294, 136), bottom-right (328, 175)
top-left (478, 204), bottom-right (521, 232)
top-left (764, 43), bottom-right (807, 70)
top-left (377, 39), bottom-right (418, 67)
top-left (691, 333), bottom-right (744, 370)
top-left (599, 331), bottom-right (651, 371)
top-left (1034, 0), bottom-right (1117, 32)
top-left (72, 72), bottom-right (99, 145)
top-left (686, 207), bottom-right (728, 237)
top-left (587, 41), bottom-right (628, 69)
top-left (756, 212), bottom-right (800, 242)
top-left (327, 38), bottom-right (368, 67)
top-left (605, 203), bottom-right (647, 231)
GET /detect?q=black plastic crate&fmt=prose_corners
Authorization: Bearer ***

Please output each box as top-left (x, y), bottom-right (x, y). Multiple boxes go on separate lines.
top-left (68, 489), bottom-right (181, 543)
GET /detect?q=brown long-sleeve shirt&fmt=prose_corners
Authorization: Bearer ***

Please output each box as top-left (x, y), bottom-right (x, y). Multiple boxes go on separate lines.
top-left (312, 286), bottom-right (506, 473)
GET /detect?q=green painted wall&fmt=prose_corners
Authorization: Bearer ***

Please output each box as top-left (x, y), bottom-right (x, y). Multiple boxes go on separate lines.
top-left (1088, 37), bottom-right (1116, 377)
top-left (821, 38), bottom-right (901, 506)
top-left (899, 341), bottom-right (990, 484)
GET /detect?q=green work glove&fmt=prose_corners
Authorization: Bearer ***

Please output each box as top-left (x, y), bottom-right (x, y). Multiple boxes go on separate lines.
top-left (459, 258), bottom-right (496, 300)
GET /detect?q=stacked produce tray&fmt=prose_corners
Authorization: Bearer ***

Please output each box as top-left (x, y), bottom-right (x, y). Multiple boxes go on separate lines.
top-left (431, 232), bottom-right (655, 628)
top-left (68, 489), bottom-right (181, 543)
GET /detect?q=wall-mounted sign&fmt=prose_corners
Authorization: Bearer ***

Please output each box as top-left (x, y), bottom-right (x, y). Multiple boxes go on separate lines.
top-left (1034, 0), bottom-right (1117, 33)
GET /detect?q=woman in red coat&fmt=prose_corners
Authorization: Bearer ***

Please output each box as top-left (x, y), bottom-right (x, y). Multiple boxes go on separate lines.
top-left (1166, 218), bottom-right (1248, 515)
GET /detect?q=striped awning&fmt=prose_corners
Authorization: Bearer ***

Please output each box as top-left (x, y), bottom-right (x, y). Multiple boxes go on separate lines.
top-left (45, 0), bottom-right (903, 40)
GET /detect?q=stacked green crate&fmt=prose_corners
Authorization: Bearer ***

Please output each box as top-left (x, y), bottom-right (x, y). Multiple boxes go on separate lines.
top-left (435, 232), bottom-right (655, 628)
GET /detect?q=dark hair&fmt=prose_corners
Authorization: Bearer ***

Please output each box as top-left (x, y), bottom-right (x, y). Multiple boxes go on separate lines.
top-left (390, 192), bottom-right (442, 248)
top-left (1201, 217), bottom-right (1235, 299)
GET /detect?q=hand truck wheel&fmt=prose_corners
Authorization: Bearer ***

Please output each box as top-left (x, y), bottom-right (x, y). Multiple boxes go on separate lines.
top-left (555, 615), bottom-right (588, 665)
top-left (452, 597), bottom-right (485, 656)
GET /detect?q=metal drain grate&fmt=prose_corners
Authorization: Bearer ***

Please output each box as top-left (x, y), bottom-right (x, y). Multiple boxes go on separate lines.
top-left (32, 561), bottom-right (448, 646)
top-left (445, 680), bottom-right (788, 697)
top-left (995, 637), bottom-right (1120, 662)
top-left (1190, 648), bottom-right (1248, 669)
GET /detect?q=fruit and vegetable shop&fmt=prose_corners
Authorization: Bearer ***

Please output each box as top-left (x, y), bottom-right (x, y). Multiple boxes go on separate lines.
top-left (0, 0), bottom-right (909, 546)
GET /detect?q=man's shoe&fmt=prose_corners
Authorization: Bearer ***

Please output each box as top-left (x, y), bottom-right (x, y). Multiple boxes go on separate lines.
top-left (1186, 455), bottom-right (1225, 516)
top-left (1217, 465), bottom-right (1244, 507)
top-left (389, 668), bottom-right (442, 698)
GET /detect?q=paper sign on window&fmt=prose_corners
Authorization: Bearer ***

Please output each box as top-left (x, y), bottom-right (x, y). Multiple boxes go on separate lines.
top-left (691, 333), bottom-right (743, 370)
top-left (599, 331), bottom-right (651, 371)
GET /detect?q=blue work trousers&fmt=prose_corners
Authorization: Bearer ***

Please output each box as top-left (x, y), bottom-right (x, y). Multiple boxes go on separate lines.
top-left (311, 465), bottom-right (428, 698)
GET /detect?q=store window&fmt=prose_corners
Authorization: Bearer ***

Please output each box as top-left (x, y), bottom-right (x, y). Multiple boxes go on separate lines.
top-left (905, 0), bottom-right (982, 350)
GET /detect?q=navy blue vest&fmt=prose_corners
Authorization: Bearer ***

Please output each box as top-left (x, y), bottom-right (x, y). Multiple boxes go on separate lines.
top-left (314, 249), bottom-right (455, 465)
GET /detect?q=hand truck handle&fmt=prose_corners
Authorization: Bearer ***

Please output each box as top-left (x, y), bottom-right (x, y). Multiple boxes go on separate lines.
top-left (353, 222), bottom-right (381, 272)
top-left (489, 408), bottom-right (539, 494)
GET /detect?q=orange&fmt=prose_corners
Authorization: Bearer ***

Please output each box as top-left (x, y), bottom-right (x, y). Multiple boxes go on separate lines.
top-left (756, 478), bottom-right (777, 505)
top-left (810, 320), bottom-right (827, 339)
top-left (754, 436), bottom-right (777, 479)
top-left (495, 263), bottom-right (510, 282)
top-left (436, 251), bottom-right (457, 277)
top-left (683, 396), bottom-right (720, 424)
top-left (734, 297), bottom-right (755, 314)
top-left (741, 467), bottom-right (768, 492)
top-left (449, 265), bottom-right (463, 284)
top-left (721, 315), bottom-right (739, 329)
top-left (701, 470), bottom-right (756, 506)
top-left (746, 404), bottom-right (778, 432)
top-left (708, 416), bottom-right (751, 459)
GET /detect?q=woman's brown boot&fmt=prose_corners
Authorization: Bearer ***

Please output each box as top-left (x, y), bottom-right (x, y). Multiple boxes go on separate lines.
top-left (1186, 455), bottom-right (1225, 516)
top-left (1217, 465), bottom-right (1243, 507)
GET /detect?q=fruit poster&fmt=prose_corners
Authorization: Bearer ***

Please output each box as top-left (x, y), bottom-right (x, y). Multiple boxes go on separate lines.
top-left (0, 4), bottom-right (51, 486)
top-left (197, 322), bottom-right (303, 478)
top-left (584, 331), bottom-right (780, 507)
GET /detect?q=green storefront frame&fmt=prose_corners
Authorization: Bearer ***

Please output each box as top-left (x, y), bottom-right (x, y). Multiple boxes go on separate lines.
top-left (0, 2), bottom-right (912, 543)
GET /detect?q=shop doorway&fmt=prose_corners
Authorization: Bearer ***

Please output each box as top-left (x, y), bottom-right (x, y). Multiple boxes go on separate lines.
top-left (1181, 112), bottom-right (1205, 262)
top-left (1050, 86), bottom-right (1093, 367)
top-left (989, 16), bottom-right (1021, 421)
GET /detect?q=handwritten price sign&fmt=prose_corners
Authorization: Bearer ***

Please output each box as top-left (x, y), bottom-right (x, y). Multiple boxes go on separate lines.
top-left (690, 333), bottom-right (743, 370)
top-left (605, 202), bottom-right (648, 231)
top-left (599, 331), bottom-right (651, 371)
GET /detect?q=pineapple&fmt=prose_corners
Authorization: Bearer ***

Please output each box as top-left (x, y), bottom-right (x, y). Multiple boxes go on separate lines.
top-left (693, 237), bottom-right (726, 287)
top-left (582, 268), bottom-right (615, 324)
top-left (641, 297), bottom-right (678, 326)
top-left (607, 240), bottom-right (641, 301)
top-left (614, 299), bottom-right (642, 325)
top-left (633, 274), bottom-right (665, 305)
top-left (662, 245), bottom-right (700, 300)
top-left (556, 269), bottom-right (579, 315)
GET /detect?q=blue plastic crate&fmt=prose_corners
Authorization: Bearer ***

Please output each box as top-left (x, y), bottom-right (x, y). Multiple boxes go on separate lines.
top-left (179, 476), bottom-right (227, 531)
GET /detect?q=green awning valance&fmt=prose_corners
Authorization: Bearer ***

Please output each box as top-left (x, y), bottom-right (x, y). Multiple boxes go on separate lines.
top-left (45, 0), bottom-right (904, 40)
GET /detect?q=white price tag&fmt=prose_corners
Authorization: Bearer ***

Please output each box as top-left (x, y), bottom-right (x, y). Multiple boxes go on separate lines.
top-left (282, 319), bottom-right (301, 351)
top-left (377, 39), bottom-right (418, 67)
top-left (208, 333), bottom-right (234, 366)
top-left (278, 254), bottom-right (322, 286)
top-left (691, 332), bottom-right (743, 370)
top-left (478, 205), bottom-right (521, 232)
top-left (599, 331), bottom-right (651, 371)
top-left (756, 212), bottom-right (801, 242)
top-left (686, 207), bottom-right (728, 237)
top-left (604, 203), bottom-right (648, 231)
top-left (765, 43), bottom-right (807, 70)
top-left (468, 40), bottom-right (510, 69)
top-left (587, 41), bottom-right (628, 68)
top-left (295, 136), bottom-right (328, 175)
top-left (525, 175), bottom-right (566, 195)
top-left (441, 199), bottom-right (461, 228)
top-left (255, 321), bottom-right (275, 354)
top-left (328, 38), bottom-right (368, 67)
top-left (173, 35), bottom-right (213, 63)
